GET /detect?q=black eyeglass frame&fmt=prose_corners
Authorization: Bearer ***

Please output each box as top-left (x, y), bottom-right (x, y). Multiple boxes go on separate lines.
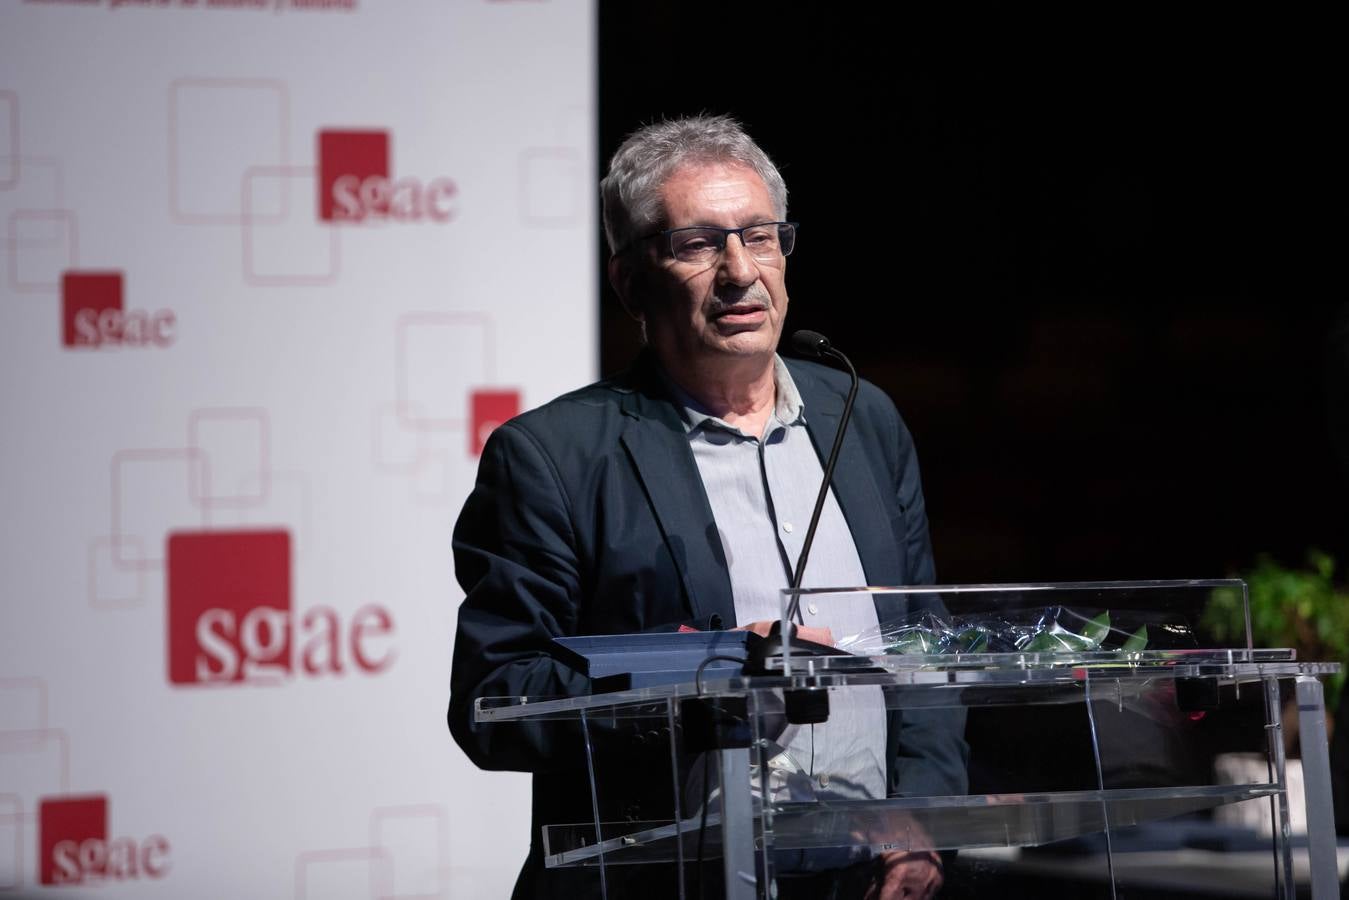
top-left (618, 221), bottom-right (799, 262)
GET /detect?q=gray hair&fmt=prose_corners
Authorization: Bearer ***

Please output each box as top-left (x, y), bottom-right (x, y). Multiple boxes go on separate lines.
top-left (600, 114), bottom-right (788, 255)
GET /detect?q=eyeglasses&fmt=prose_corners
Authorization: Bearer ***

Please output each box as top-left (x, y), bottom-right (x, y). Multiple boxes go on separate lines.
top-left (630, 221), bottom-right (798, 265)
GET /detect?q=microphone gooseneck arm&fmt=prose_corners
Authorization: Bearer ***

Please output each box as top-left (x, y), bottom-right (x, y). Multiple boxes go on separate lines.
top-left (785, 330), bottom-right (861, 622)
top-left (742, 330), bottom-right (861, 683)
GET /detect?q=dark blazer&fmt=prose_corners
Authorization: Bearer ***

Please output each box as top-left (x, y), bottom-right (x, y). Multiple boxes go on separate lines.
top-left (448, 352), bottom-right (968, 898)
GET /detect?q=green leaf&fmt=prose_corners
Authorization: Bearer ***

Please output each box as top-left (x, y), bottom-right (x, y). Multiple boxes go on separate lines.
top-left (1024, 629), bottom-right (1093, 653)
top-left (1121, 625), bottom-right (1149, 653)
top-left (1081, 612), bottom-right (1110, 647)
top-left (1022, 632), bottom-right (1057, 652)
top-left (1055, 632), bottom-right (1096, 652)
top-left (889, 630), bottom-right (935, 655)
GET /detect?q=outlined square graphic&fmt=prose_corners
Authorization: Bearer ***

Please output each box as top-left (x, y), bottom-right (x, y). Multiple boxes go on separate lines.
top-left (169, 79), bottom-right (288, 224)
top-left (166, 529), bottom-right (291, 686)
top-left (61, 271), bottom-right (122, 348)
top-left (395, 313), bottom-right (494, 429)
top-left (243, 166), bottom-right (340, 285)
top-left (111, 449), bottom-right (209, 570)
top-left (38, 795), bottom-right (106, 886)
top-left (370, 805), bottom-right (446, 898)
top-left (317, 129), bottom-right (389, 222)
top-left (0, 91), bottom-right (17, 189)
top-left (519, 147), bottom-right (581, 225)
top-left (188, 408), bottom-right (269, 507)
top-left (7, 211), bottom-right (77, 293)
top-left (469, 389), bottom-right (520, 456)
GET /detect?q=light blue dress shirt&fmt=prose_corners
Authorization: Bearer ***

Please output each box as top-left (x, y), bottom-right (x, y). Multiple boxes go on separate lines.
top-left (663, 356), bottom-right (887, 803)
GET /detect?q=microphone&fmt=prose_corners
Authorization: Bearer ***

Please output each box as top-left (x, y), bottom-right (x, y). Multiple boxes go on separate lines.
top-left (743, 331), bottom-right (862, 712)
top-left (789, 328), bottom-right (832, 358)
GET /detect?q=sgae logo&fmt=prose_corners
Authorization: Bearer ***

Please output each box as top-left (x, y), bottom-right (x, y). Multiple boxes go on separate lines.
top-left (317, 129), bottom-right (457, 223)
top-left (62, 271), bottom-right (175, 349)
top-left (166, 529), bottom-right (395, 686)
top-left (39, 794), bottom-right (169, 886)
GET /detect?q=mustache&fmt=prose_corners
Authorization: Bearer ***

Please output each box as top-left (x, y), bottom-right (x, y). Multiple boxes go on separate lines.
top-left (707, 288), bottom-right (772, 314)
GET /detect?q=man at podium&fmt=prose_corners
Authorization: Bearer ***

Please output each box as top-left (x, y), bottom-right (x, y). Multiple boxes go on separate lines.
top-left (449, 115), bottom-right (967, 899)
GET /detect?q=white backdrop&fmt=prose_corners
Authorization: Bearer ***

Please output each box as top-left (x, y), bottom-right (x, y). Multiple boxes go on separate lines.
top-left (0, 1), bottom-right (595, 896)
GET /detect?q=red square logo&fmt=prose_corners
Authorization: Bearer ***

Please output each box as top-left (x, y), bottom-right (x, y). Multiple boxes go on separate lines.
top-left (470, 389), bottom-right (520, 456)
top-left (166, 529), bottom-right (291, 686)
top-left (62, 271), bottom-right (124, 348)
top-left (317, 129), bottom-right (390, 222)
top-left (39, 795), bottom-right (107, 885)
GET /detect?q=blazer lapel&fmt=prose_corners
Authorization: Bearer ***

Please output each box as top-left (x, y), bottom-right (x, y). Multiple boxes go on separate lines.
top-left (793, 363), bottom-right (906, 587)
top-left (617, 364), bottom-right (737, 628)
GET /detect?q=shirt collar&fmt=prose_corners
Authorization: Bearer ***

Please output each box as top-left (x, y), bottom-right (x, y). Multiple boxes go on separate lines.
top-left (661, 354), bottom-right (806, 437)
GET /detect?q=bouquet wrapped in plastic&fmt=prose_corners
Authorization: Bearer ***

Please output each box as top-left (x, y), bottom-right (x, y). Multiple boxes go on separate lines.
top-left (835, 606), bottom-right (1161, 657)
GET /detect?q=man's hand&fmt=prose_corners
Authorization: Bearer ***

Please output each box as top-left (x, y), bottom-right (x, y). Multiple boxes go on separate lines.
top-left (862, 851), bottom-right (943, 900)
top-left (735, 620), bottom-right (834, 646)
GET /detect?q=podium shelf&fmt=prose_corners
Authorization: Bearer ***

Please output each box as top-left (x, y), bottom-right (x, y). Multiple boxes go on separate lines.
top-left (541, 783), bottom-right (1283, 867)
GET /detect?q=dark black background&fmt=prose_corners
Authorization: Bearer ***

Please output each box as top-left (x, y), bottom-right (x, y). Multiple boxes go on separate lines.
top-left (597, 6), bottom-right (1344, 585)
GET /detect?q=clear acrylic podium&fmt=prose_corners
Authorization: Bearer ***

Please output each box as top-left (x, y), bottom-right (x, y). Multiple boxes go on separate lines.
top-left (475, 581), bottom-right (1341, 898)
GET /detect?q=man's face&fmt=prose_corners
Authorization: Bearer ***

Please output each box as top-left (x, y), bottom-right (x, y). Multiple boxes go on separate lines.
top-left (620, 162), bottom-right (789, 373)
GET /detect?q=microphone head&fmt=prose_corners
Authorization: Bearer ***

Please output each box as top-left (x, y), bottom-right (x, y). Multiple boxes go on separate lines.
top-left (790, 329), bottom-right (831, 357)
